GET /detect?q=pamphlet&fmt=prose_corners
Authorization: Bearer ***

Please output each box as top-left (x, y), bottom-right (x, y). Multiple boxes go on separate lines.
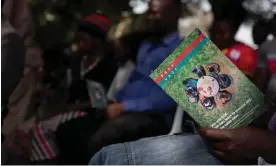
top-left (150, 28), bottom-right (268, 128)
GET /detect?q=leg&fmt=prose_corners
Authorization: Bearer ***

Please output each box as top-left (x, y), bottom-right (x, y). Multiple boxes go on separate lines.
top-left (55, 111), bottom-right (105, 165)
top-left (86, 112), bottom-right (169, 161)
top-left (89, 135), bottom-right (222, 165)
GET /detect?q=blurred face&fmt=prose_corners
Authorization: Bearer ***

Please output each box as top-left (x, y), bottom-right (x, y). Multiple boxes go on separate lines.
top-left (147, 0), bottom-right (179, 34)
top-left (252, 24), bottom-right (268, 46)
top-left (210, 20), bottom-right (233, 50)
top-left (77, 31), bottom-right (104, 56)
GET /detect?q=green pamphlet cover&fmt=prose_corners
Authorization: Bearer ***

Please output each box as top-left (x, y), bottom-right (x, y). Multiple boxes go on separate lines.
top-left (150, 28), bottom-right (267, 128)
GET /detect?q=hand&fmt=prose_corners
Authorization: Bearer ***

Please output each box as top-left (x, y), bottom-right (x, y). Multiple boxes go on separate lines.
top-left (108, 98), bottom-right (117, 104)
top-left (106, 103), bottom-right (124, 119)
top-left (199, 126), bottom-right (276, 164)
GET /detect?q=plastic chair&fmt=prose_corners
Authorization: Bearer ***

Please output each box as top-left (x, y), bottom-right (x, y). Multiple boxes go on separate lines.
top-left (168, 106), bottom-right (184, 135)
top-left (108, 65), bottom-right (185, 136)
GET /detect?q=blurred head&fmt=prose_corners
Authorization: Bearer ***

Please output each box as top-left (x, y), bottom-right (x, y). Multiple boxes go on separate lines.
top-left (183, 79), bottom-right (188, 86)
top-left (76, 32), bottom-right (105, 56)
top-left (77, 13), bottom-right (111, 56)
top-left (114, 32), bottom-right (149, 64)
top-left (187, 87), bottom-right (193, 94)
top-left (147, 0), bottom-right (181, 35)
top-left (252, 20), bottom-right (269, 46)
top-left (210, 19), bottom-right (238, 50)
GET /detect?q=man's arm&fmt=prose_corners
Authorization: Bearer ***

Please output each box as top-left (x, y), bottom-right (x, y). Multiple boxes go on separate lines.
top-left (123, 85), bottom-right (177, 112)
top-left (1, 33), bottom-right (25, 102)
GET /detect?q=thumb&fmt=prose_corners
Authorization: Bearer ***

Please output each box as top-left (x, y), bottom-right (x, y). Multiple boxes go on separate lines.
top-left (199, 127), bottom-right (229, 141)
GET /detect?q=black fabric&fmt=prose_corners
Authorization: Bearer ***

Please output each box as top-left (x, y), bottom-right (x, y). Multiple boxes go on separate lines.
top-left (56, 110), bottom-right (106, 165)
top-left (87, 112), bottom-right (169, 160)
top-left (68, 79), bottom-right (90, 102)
top-left (55, 112), bottom-right (169, 164)
top-left (85, 112), bottom-right (169, 160)
top-left (69, 51), bottom-right (117, 92)
top-left (83, 53), bottom-right (118, 90)
top-left (1, 33), bottom-right (25, 103)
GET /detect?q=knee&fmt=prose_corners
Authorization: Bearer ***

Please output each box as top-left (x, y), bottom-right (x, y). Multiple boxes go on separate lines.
top-left (89, 143), bottom-right (128, 165)
top-left (89, 150), bottom-right (104, 165)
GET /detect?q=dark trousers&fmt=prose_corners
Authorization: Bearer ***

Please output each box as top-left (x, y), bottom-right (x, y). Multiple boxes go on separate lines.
top-left (56, 112), bottom-right (169, 165)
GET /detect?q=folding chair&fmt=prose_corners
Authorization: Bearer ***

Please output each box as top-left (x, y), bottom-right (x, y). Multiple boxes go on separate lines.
top-left (168, 106), bottom-right (184, 135)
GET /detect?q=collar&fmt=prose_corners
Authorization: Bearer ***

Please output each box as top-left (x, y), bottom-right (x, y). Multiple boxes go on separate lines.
top-left (163, 31), bottom-right (180, 45)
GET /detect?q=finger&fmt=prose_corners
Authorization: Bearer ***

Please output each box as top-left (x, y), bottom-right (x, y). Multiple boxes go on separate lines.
top-left (108, 99), bottom-right (117, 104)
top-left (212, 142), bottom-right (227, 151)
top-left (213, 150), bottom-right (226, 159)
top-left (106, 110), bottom-right (112, 119)
top-left (110, 98), bottom-right (117, 103)
top-left (108, 112), bottom-right (114, 119)
top-left (213, 150), bottom-right (235, 164)
top-left (199, 127), bottom-right (229, 141)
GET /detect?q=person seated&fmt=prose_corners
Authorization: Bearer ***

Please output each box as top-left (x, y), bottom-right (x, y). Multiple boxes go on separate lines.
top-left (210, 19), bottom-right (257, 79)
top-left (255, 15), bottom-right (276, 102)
top-left (69, 13), bottom-right (116, 108)
top-left (83, 0), bottom-right (183, 161)
top-left (90, 105), bottom-right (276, 165)
top-left (217, 90), bottom-right (232, 105)
top-left (1, 13), bottom-right (112, 165)
top-left (206, 63), bottom-right (220, 76)
top-left (201, 96), bottom-right (216, 110)
top-left (192, 65), bottom-right (206, 77)
top-left (70, 12), bottom-right (117, 93)
top-left (107, 32), bottom-right (148, 98)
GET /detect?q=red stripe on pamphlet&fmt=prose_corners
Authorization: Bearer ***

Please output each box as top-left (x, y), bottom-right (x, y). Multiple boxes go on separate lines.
top-left (154, 33), bottom-right (205, 84)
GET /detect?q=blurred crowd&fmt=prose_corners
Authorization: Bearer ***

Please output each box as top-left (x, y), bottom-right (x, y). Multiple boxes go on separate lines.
top-left (1, 0), bottom-right (276, 165)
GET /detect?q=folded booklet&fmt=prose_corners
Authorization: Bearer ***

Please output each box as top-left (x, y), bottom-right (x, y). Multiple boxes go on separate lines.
top-left (150, 28), bottom-right (269, 129)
